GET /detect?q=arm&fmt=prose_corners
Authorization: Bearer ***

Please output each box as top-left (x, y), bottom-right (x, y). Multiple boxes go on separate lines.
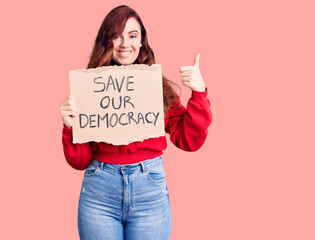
top-left (165, 89), bottom-right (212, 151)
top-left (62, 126), bottom-right (93, 170)
top-left (166, 53), bottom-right (212, 150)
top-left (60, 96), bottom-right (92, 170)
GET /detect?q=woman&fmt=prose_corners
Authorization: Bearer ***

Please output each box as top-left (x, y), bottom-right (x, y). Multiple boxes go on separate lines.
top-left (60, 5), bottom-right (212, 240)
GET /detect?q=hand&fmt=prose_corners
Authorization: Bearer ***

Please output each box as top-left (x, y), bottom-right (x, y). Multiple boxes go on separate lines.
top-left (180, 53), bottom-right (206, 92)
top-left (59, 96), bottom-right (78, 128)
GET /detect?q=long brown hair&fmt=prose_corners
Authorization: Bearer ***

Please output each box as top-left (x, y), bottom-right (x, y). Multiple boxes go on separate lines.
top-left (87, 5), bottom-right (180, 115)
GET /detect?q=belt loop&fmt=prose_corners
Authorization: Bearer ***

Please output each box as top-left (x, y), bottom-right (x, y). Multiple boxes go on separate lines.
top-left (100, 162), bottom-right (104, 170)
top-left (161, 155), bottom-right (165, 164)
top-left (140, 162), bottom-right (146, 173)
top-left (120, 166), bottom-right (125, 176)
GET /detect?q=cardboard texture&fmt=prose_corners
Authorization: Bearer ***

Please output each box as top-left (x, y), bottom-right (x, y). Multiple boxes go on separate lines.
top-left (69, 64), bottom-right (165, 145)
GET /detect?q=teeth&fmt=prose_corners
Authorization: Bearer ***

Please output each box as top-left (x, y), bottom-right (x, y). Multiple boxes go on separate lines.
top-left (119, 51), bottom-right (131, 56)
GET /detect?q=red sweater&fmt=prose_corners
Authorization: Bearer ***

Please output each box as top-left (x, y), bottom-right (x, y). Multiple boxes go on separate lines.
top-left (62, 89), bottom-right (212, 170)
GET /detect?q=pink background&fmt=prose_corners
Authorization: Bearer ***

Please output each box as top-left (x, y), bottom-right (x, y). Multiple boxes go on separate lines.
top-left (1, 0), bottom-right (314, 239)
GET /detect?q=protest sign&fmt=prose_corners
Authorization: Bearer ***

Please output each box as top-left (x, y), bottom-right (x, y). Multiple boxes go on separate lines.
top-left (69, 64), bottom-right (165, 145)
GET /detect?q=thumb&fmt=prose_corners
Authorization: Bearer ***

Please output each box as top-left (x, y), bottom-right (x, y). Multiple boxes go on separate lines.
top-left (193, 53), bottom-right (200, 68)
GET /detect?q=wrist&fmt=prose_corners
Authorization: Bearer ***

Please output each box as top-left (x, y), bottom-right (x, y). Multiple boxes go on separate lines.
top-left (193, 86), bottom-right (206, 92)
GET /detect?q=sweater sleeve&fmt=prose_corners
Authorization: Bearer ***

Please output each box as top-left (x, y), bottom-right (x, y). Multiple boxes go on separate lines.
top-left (165, 88), bottom-right (212, 151)
top-left (62, 126), bottom-right (93, 170)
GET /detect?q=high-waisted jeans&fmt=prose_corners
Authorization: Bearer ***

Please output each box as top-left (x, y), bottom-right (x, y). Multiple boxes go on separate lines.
top-left (78, 156), bottom-right (172, 240)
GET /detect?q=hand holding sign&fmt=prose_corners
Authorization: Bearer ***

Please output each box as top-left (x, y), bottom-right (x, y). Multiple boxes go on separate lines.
top-left (180, 53), bottom-right (206, 92)
top-left (59, 96), bottom-right (78, 128)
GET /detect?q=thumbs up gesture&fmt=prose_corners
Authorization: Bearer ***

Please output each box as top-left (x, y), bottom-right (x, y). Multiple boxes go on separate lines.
top-left (180, 53), bottom-right (206, 92)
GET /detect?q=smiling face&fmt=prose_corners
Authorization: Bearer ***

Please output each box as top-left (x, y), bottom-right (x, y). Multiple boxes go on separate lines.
top-left (112, 17), bottom-right (142, 65)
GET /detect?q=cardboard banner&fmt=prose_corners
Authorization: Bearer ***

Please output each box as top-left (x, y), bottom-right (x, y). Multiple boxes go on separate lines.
top-left (69, 64), bottom-right (165, 145)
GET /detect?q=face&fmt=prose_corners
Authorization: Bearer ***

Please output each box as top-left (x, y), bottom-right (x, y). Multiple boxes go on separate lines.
top-left (112, 17), bottom-right (142, 65)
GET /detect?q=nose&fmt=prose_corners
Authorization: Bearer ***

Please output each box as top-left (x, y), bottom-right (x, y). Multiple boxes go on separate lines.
top-left (120, 37), bottom-right (129, 48)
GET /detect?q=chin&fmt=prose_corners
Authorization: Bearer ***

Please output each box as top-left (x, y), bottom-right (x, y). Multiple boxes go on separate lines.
top-left (114, 59), bottom-right (136, 66)
top-left (121, 60), bottom-right (134, 65)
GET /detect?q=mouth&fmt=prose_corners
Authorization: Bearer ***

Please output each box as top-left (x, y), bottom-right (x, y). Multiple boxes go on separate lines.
top-left (117, 50), bottom-right (132, 57)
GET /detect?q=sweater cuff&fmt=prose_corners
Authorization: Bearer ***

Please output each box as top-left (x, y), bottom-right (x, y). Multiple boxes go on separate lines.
top-left (190, 87), bottom-right (208, 103)
top-left (63, 125), bottom-right (73, 137)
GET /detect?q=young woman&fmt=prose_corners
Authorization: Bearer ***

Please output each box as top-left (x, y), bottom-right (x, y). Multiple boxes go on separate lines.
top-left (60, 5), bottom-right (212, 240)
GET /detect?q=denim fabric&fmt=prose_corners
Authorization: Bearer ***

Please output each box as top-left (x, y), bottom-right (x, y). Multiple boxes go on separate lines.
top-left (78, 156), bottom-right (172, 240)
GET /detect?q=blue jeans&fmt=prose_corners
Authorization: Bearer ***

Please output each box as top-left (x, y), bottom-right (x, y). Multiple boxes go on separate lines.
top-left (78, 156), bottom-right (172, 240)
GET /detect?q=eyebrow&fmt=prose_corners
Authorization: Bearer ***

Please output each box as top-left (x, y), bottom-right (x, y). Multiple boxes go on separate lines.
top-left (128, 30), bottom-right (139, 34)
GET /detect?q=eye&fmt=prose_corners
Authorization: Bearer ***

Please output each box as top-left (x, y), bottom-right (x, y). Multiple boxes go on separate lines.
top-left (130, 35), bottom-right (137, 39)
top-left (113, 36), bottom-right (122, 40)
